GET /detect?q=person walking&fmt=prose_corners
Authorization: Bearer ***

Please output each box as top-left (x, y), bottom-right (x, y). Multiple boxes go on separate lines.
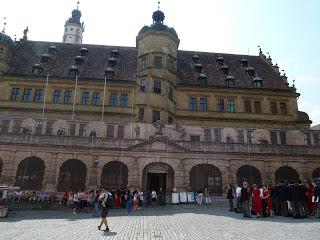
top-left (133, 191), bottom-right (139, 211)
top-left (151, 189), bottom-right (157, 207)
top-left (235, 185), bottom-right (242, 213)
top-left (240, 182), bottom-right (251, 218)
top-left (197, 189), bottom-right (203, 205)
top-left (226, 184), bottom-right (234, 211)
top-left (204, 186), bottom-right (211, 205)
top-left (98, 188), bottom-right (112, 232)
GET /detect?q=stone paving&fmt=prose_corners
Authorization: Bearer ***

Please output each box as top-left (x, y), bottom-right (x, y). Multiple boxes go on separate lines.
top-left (0, 202), bottom-right (320, 240)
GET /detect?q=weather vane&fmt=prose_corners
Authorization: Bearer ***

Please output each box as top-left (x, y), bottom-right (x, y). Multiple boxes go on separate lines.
top-left (2, 17), bottom-right (6, 33)
top-left (293, 79), bottom-right (296, 88)
top-left (158, 1), bottom-right (160, 10)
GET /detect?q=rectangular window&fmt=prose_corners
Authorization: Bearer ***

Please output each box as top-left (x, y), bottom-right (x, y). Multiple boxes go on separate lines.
top-left (254, 101), bottom-right (261, 113)
top-left (247, 130), bottom-right (254, 144)
top-left (117, 125), bottom-right (125, 139)
top-left (92, 92), bottom-right (100, 105)
top-left (279, 131), bottom-right (287, 145)
top-left (53, 90), bottom-right (61, 103)
top-left (23, 88), bottom-right (32, 102)
top-left (45, 122), bottom-right (53, 135)
top-left (199, 98), bottom-right (207, 111)
top-left (237, 130), bottom-right (244, 143)
top-left (69, 123), bottom-right (76, 136)
top-left (35, 122), bottom-right (43, 135)
top-left (81, 91), bottom-right (90, 105)
top-left (304, 132), bottom-right (311, 145)
top-left (154, 56), bottom-right (162, 69)
top-left (142, 57), bottom-right (147, 70)
top-left (270, 102), bottom-right (277, 114)
top-left (280, 102), bottom-right (287, 115)
top-left (120, 94), bottom-right (128, 107)
top-left (313, 133), bottom-right (320, 145)
top-left (168, 87), bottom-right (173, 101)
top-left (110, 93), bottom-right (118, 107)
top-left (168, 59), bottom-right (174, 72)
top-left (204, 128), bottom-right (212, 142)
top-left (64, 91), bottom-right (72, 104)
top-left (154, 80), bottom-right (161, 94)
top-left (189, 98), bottom-right (197, 111)
top-left (214, 128), bottom-right (222, 143)
top-left (227, 99), bottom-right (235, 112)
top-left (244, 100), bottom-right (251, 113)
top-left (138, 108), bottom-right (144, 122)
top-left (13, 120), bottom-right (22, 134)
top-left (34, 89), bottom-right (44, 102)
top-left (79, 124), bottom-right (86, 137)
top-left (270, 131), bottom-right (278, 145)
top-left (140, 79), bottom-right (147, 91)
top-left (190, 135), bottom-right (200, 143)
top-left (106, 125), bottom-right (114, 139)
top-left (152, 110), bottom-right (160, 123)
top-left (11, 88), bottom-right (20, 101)
top-left (0, 120), bottom-right (10, 133)
top-left (217, 99), bottom-right (224, 112)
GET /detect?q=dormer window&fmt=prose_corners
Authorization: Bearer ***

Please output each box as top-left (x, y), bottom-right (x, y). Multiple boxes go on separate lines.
top-left (240, 58), bottom-right (248, 67)
top-left (216, 56), bottom-right (224, 65)
top-left (192, 55), bottom-right (199, 64)
top-left (225, 75), bottom-right (235, 86)
top-left (111, 50), bottom-right (119, 58)
top-left (40, 54), bottom-right (51, 63)
top-left (194, 63), bottom-right (203, 73)
top-left (80, 47), bottom-right (88, 56)
top-left (74, 56), bottom-right (85, 65)
top-left (68, 66), bottom-right (79, 77)
top-left (48, 46), bottom-right (58, 55)
top-left (253, 75), bottom-right (262, 87)
top-left (32, 64), bottom-right (44, 74)
top-left (105, 68), bottom-right (114, 80)
top-left (198, 73), bottom-right (207, 85)
top-left (245, 66), bottom-right (255, 76)
top-left (220, 65), bottom-right (229, 75)
top-left (107, 58), bottom-right (117, 67)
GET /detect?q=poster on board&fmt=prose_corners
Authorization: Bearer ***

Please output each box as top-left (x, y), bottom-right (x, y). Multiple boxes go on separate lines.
top-left (179, 192), bottom-right (187, 203)
top-left (172, 193), bottom-right (179, 204)
top-left (187, 192), bottom-right (195, 203)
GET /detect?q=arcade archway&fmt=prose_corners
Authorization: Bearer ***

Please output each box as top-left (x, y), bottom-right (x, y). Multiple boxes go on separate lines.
top-left (57, 159), bottom-right (87, 192)
top-left (15, 157), bottom-right (45, 190)
top-left (189, 164), bottom-right (222, 195)
top-left (275, 166), bottom-right (299, 184)
top-left (312, 168), bottom-right (320, 179)
top-left (100, 161), bottom-right (128, 190)
top-left (236, 165), bottom-right (262, 186)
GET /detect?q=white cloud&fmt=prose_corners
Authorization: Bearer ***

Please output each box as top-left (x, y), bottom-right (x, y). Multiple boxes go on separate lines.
top-left (298, 98), bottom-right (320, 126)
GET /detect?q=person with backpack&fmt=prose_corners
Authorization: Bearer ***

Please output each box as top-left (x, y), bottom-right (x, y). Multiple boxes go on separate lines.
top-left (97, 188), bottom-right (112, 232)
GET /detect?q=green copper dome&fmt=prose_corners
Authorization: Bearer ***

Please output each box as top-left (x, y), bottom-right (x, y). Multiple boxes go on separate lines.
top-left (0, 32), bottom-right (14, 48)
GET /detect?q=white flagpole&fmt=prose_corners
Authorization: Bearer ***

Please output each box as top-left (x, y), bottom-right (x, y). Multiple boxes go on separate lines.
top-left (41, 72), bottom-right (50, 119)
top-left (101, 76), bottom-right (107, 121)
top-left (72, 74), bottom-right (78, 120)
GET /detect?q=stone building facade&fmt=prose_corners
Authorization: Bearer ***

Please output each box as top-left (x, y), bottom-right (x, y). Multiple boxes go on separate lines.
top-left (0, 6), bottom-right (319, 195)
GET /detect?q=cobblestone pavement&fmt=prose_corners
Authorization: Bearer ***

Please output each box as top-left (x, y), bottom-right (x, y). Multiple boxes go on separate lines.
top-left (1, 202), bottom-right (320, 240)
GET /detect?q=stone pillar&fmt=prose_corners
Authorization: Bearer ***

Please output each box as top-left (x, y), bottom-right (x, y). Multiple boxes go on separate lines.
top-left (128, 161), bottom-right (140, 190)
top-left (42, 153), bottom-right (59, 191)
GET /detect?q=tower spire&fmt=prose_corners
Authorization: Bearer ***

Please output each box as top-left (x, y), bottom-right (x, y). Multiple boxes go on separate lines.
top-left (2, 17), bottom-right (7, 33)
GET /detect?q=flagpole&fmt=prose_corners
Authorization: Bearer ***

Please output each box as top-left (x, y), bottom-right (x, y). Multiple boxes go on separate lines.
top-left (72, 74), bottom-right (78, 120)
top-left (101, 76), bottom-right (107, 121)
top-left (41, 72), bottom-right (50, 119)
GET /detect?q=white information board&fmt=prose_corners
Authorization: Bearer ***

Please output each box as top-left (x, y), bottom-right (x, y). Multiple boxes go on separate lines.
top-left (172, 193), bottom-right (179, 204)
top-left (179, 192), bottom-right (187, 203)
top-left (187, 192), bottom-right (195, 203)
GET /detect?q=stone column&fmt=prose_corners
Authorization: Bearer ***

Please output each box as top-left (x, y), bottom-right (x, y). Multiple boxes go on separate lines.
top-left (42, 153), bottom-right (58, 191)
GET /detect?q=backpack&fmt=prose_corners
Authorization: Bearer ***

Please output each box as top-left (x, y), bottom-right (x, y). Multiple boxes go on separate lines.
top-left (101, 193), bottom-right (114, 208)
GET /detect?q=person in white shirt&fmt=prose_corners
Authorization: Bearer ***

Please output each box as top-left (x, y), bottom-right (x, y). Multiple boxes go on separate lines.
top-left (236, 185), bottom-right (242, 213)
top-left (139, 191), bottom-right (144, 209)
top-left (204, 187), bottom-right (211, 205)
top-left (151, 189), bottom-right (157, 207)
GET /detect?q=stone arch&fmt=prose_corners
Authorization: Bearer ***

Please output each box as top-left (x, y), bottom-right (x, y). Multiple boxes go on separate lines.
top-left (189, 164), bottom-right (222, 195)
top-left (14, 157), bottom-right (45, 190)
top-left (236, 165), bottom-right (262, 186)
top-left (100, 161), bottom-right (128, 190)
top-left (275, 166), bottom-right (299, 184)
top-left (142, 162), bottom-right (174, 193)
top-left (57, 159), bottom-right (87, 192)
top-left (312, 168), bottom-right (320, 179)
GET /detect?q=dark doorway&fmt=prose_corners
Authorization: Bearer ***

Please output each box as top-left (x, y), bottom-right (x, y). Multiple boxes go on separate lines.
top-left (57, 159), bottom-right (87, 192)
top-left (236, 165), bottom-right (262, 186)
top-left (100, 161), bottom-right (128, 190)
top-left (15, 157), bottom-right (45, 190)
top-left (147, 173), bottom-right (166, 192)
top-left (312, 168), bottom-right (320, 179)
top-left (275, 166), bottom-right (299, 184)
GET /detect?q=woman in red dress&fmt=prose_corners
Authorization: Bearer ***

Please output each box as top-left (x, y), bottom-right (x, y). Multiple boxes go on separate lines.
top-left (252, 184), bottom-right (262, 218)
top-left (306, 181), bottom-right (316, 215)
top-left (263, 185), bottom-right (273, 217)
top-left (115, 190), bottom-right (121, 208)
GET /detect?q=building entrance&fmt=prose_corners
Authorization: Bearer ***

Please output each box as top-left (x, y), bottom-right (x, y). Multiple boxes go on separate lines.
top-left (147, 172), bottom-right (167, 192)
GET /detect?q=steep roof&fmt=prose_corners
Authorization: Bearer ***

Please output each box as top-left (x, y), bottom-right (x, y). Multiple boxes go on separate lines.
top-left (6, 40), bottom-right (290, 90)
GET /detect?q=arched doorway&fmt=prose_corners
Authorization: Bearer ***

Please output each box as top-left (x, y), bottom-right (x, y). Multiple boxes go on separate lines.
top-left (57, 159), bottom-right (87, 192)
top-left (189, 164), bottom-right (222, 195)
top-left (236, 165), bottom-right (262, 186)
top-left (275, 166), bottom-right (299, 184)
top-left (142, 162), bottom-right (174, 193)
top-left (100, 161), bottom-right (128, 190)
top-left (14, 157), bottom-right (45, 190)
top-left (312, 168), bottom-right (320, 179)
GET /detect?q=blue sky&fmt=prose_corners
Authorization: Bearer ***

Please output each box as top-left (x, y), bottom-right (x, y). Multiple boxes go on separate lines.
top-left (1, 0), bottom-right (319, 125)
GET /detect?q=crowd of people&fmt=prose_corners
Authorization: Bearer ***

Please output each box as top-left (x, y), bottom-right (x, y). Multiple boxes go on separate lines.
top-left (226, 179), bottom-right (320, 219)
